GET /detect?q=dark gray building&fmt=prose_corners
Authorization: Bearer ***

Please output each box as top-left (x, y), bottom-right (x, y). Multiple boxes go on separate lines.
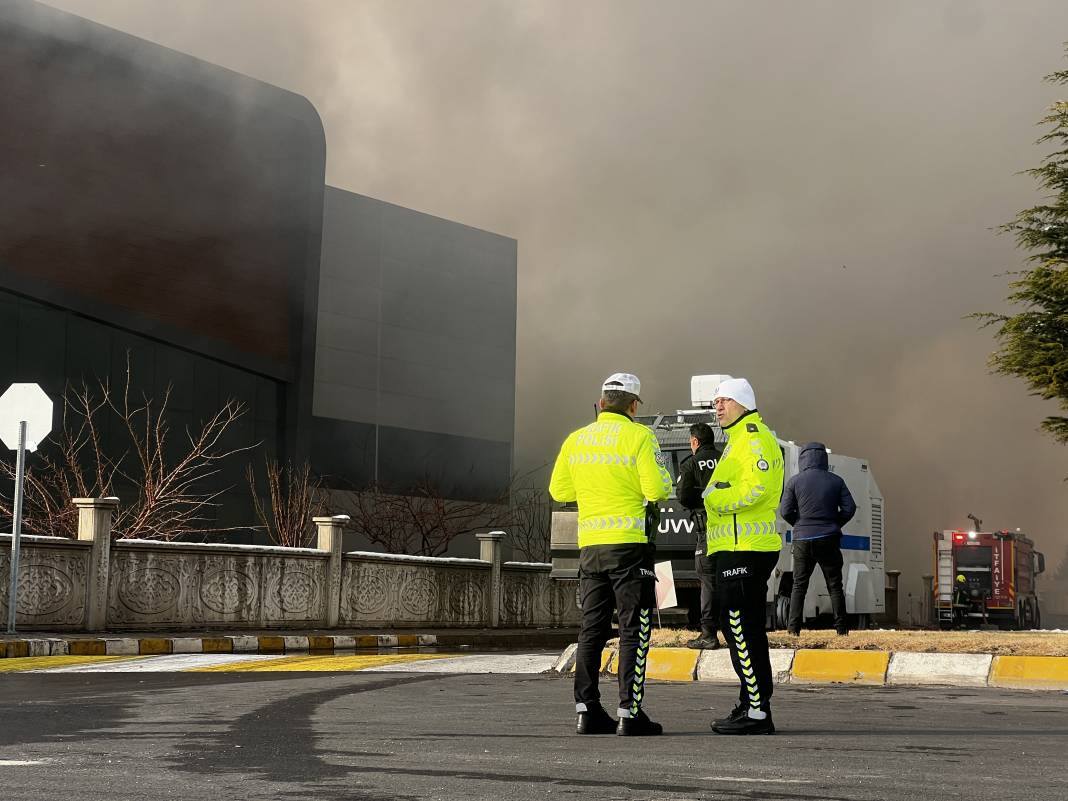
top-left (311, 188), bottom-right (517, 503)
top-left (0, 0), bottom-right (517, 539)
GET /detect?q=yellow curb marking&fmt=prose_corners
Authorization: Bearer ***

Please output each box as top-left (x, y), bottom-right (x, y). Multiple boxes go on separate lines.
top-left (138, 638), bottom-right (172, 656)
top-left (0, 656), bottom-right (142, 673)
top-left (568, 649), bottom-right (615, 674)
top-left (308, 636), bottom-right (335, 652)
top-left (644, 648), bottom-right (699, 681)
top-left (202, 638), bottom-right (233, 654)
top-left (257, 636), bottom-right (285, 653)
top-left (2, 641), bottom-right (29, 658)
top-left (69, 640), bottom-right (106, 656)
top-left (792, 649), bottom-right (889, 684)
top-left (604, 648), bottom-right (698, 682)
top-left (188, 652), bottom-right (455, 673)
top-left (990, 656), bottom-right (1068, 689)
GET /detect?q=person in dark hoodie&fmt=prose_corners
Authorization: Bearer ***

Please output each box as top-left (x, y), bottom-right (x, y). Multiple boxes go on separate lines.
top-left (777, 442), bottom-right (857, 636)
top-left (676, 422), bottom-right (723, 649)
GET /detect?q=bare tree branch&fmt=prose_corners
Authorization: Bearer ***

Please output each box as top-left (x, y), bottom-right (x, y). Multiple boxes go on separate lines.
top-left (247, 457), bottom-right (325, 548)
top-left (0, 354), bottom-right (254, 539)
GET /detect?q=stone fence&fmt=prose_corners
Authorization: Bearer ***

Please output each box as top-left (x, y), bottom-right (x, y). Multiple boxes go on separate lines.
top-left (0, 498), bottom-right (580, 632)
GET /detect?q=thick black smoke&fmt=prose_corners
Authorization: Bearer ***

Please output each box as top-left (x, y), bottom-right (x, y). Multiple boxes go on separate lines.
top-left (43, 1), bottom-right (1068, 595)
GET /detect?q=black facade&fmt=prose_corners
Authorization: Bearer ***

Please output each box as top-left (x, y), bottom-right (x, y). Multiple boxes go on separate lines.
top-left (0, 1), bottom-right (517, 536)
top-left (312, 188), bottom-right (517, 502)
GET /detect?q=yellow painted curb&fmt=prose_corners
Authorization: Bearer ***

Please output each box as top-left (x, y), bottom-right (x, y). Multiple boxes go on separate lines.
top-left (138, 638), bottom-right (172, 655)
top-left (990, 656), bottom-right (1068, 689)
top-left (308, 636), bottom-right (335, 652)
top-left (605, 648), bottom-right (697, 682)
top-left (258, 636), bottom-right (285, 653)
top-left (0, 655), bottom-right (141, 672)
top-left (189, 652), bottom-right (453, 673)
top-left (567, 648), bottom-right (616, 674)
top-left (202, 638), bottom-right (233, 654)
top-left (792, 649), bottom-right (889, 684)
top-left (602, 649), bottom-right (615, 673)
top-left (69, 640), bottom-right (106, 656)
top-left (396, 634), bottom-right (419, 647)
top-left (3, 640), bottom-right (28, 658)
top-left (356, 635), bottom-right (380, 648)
top-left (645, 648), bottom-right (699, 681)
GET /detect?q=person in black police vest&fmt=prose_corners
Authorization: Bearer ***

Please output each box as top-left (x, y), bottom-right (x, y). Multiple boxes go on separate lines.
top-left (777, 442), bottom-right (857, 636)
top-left (676, 422), bottom-right (723, 649)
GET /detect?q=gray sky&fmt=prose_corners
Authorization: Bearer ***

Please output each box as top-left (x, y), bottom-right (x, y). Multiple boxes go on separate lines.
top-left (43, 0), bottom-right (1068, 589)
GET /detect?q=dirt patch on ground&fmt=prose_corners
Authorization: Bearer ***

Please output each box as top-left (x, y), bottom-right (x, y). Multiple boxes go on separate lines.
top-left (607, 628), bottom-right (1068, 656)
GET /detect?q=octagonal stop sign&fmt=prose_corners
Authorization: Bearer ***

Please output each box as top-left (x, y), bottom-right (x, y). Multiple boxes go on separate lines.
top-left (0, 383), bottom-right (53, 452)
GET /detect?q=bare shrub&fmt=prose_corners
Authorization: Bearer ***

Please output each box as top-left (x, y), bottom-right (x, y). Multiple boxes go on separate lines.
top-left (335, 477), bottom-right (508, 557)
top-left (0, 361), bottom-right (250, 539)
top-left (247, 458), bottom-right (325, 548)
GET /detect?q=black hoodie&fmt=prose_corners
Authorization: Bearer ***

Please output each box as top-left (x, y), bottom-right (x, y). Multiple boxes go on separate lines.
top-left (777, 442), bottom-right (857, 541)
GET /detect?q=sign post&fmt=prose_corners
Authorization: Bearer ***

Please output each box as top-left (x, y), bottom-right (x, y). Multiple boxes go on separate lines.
top-left (0, 384), bottom-right (54, 634)
top-left (6, 421), bottom-right (26, 635)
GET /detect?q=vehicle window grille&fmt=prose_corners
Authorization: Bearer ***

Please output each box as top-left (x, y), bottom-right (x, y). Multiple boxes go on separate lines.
top-left (870, 500), bottom-right (884, 559)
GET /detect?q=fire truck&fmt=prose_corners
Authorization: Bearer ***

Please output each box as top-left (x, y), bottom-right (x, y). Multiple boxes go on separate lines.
top-left (934, 529), bottom-right (1046, 629)
top-left (550, 375), bottom-right (886, 630)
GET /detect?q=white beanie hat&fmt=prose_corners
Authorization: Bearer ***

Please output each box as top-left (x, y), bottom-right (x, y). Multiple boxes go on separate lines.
top-left (714, 377), bottom-right (756, 410)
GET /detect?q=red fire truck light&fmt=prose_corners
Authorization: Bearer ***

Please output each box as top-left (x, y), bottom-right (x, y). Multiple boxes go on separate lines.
top-left (952, 532), bottom-right (966, 544)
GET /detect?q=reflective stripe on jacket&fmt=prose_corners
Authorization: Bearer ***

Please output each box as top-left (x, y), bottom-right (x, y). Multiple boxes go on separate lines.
top-left (549, 411), bottom-right (672, 547)
top-left (702, 410), bottom-right (784, 554)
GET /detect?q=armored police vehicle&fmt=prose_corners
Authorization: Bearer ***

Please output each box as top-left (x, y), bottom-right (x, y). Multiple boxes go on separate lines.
top-left (550, 375), bottom-right (886, 630)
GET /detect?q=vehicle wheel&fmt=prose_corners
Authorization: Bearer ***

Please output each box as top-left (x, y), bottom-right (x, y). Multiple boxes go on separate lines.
top-left (774, 595), bottom-right (790, 630)
top-left (1021, 600), bottom-right (1035, 630)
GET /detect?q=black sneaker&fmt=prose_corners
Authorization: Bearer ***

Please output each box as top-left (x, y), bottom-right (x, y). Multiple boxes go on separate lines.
top-left (712, 708), bottom-right (775, 735)
top-left (616, 709), bottom-right (663, 736)
top-left (576, 703), bottom-right (617, 735)
top-left (836, 629), bottom-right (850, 636)
top-left (685, 635), bottom-right (721, 650)
top-left (786, 628), bottom-right (801, 637)
top-left (711, 702), bottom-right (747, 728)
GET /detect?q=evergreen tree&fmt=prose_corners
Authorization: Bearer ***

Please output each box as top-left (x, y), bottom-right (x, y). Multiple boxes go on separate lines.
top-left (979, 49), bottom-right (1068, 443)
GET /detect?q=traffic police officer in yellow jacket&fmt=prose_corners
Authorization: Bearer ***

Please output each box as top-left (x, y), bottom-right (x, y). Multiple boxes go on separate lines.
top-left (702, 377), bottom-right (784, 735)
top-left (549, 373), bottom-right (673, 736)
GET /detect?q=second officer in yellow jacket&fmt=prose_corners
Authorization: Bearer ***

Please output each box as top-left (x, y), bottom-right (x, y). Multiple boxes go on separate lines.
top-left (549, 373), bottom-right (672, 736)
top-left (702, 377), bottom-right (784, 735)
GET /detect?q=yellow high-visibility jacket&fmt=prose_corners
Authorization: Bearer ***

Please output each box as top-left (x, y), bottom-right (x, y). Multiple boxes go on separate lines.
top-left (703, 411), bottom-right (784, 554)
top-left (549, 411), bottom-right (672, 548)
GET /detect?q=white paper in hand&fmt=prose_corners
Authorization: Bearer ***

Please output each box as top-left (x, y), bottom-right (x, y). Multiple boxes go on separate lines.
top-left (654, 560), bottom-right (677, 610)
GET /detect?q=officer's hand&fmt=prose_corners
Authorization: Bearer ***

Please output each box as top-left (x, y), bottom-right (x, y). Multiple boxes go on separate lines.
top-left (713, 481), bottom-right (731, 490)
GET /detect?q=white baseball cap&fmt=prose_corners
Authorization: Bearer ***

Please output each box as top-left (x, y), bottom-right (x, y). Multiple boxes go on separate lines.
top-left (602, 372), bottom-right (642, 401)
top-left (713, 377), bottom-right (756, 410)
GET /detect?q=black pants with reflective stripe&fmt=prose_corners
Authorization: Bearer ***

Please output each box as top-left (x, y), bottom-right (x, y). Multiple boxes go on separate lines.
top-left (574, 542), bottom-right (656, 714)
top-left (717, 550), bottom-right (779, 711)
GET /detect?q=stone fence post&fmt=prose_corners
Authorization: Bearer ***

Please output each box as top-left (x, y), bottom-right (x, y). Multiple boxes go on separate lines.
top-left (315, 515), bottom-right (349, 628)
top-left (921, 574), bottom-right (934, 627)
top-left (73, 497), bottom-right (118, 631)
top-left (477, 530), bottom-right (504, 627)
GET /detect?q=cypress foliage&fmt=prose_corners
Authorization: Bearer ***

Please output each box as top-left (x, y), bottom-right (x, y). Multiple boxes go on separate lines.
top-left (979, 49), bottom-right (1068, 444)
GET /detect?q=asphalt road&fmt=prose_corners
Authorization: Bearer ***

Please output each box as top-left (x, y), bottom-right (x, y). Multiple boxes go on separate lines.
top-left (1, 666), bottom-right (1065, 801)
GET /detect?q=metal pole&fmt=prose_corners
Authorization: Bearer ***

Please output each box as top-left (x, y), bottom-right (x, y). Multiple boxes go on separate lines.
top-left (7, 420), bottom-right (26, 634)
